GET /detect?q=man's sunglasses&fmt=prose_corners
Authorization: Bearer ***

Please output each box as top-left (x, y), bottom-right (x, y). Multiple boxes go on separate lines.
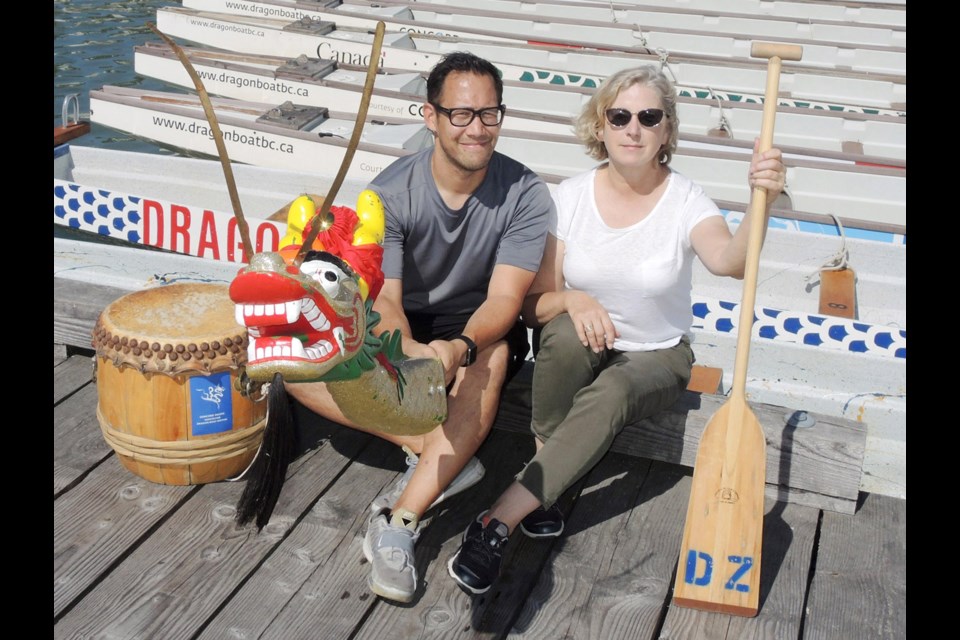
top-left (604, 108), bottom-right (667, 129)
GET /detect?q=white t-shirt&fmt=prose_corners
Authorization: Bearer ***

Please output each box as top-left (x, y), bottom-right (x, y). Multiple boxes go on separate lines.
top-left (552, 166), bottom-right (722, 351)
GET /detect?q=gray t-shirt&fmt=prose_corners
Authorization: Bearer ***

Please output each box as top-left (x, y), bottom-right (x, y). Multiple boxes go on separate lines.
top-left (370, 147), bottom-right (553, 315)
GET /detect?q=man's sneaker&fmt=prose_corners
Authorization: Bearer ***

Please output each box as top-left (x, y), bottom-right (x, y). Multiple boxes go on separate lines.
top-left (447, 511), bottom-right (510, 594)
top-left (363, 507), bottom-right (420, 603)
top-left (519, 503), bottom-right (565, 538)
top-left (370, 445), bottom-right (486, 513)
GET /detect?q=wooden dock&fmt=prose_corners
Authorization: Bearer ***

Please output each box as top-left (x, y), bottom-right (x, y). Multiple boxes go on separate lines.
top-left (55, 341), bottom-right (905, 639)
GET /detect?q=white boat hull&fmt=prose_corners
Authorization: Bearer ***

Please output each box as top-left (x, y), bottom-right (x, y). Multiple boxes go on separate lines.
top-left (55, 144), bottom-right (372, 261)
top-left (88, 87), bottom-right (433, 180)
top-left (156, 7), bottom-right (906, 115)
top-left (133, 43), bottom-right (907, 162)
top-left (183, 0), bottom-right (907, 76)
top-left (354, 0), bottom-right (906, 47)
top-left (88, 85), bottom-right (906, 230)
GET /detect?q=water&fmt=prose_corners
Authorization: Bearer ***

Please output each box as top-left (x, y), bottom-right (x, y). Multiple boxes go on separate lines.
top-left (54, 0), bottom-right (182, 153)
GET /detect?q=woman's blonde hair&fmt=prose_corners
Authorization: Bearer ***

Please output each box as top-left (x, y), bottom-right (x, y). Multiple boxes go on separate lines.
top-left (574, 66), bottom-right (679, 164)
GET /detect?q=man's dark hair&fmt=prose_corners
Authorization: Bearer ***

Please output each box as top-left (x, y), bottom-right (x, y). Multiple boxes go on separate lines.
top-left (426, 51), bottom-right (504, 105)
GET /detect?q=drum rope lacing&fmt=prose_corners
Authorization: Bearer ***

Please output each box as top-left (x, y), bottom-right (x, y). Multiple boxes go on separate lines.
top-left (97, 405), bottom-right (266, 466)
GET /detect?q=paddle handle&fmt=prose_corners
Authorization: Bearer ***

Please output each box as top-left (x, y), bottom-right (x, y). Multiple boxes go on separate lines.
top-left (730, 42), bottom-right (803, 398)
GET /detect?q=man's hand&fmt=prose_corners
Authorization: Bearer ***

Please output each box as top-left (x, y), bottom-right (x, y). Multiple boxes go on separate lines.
top-left (427, 339), bottom-right (466, 385)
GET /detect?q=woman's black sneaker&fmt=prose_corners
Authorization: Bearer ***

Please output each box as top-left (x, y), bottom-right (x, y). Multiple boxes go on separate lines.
top-left (447, 511), bottom-right (510, 594)
top-left (519, 503), bottom-right (564, 538)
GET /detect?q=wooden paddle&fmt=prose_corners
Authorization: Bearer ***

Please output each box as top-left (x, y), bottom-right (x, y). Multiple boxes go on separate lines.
top-left (672, 41), bottom-right (802, 617)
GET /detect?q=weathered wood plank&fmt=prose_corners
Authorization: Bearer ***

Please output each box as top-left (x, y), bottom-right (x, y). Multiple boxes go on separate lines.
top-left (54, 458), bottom-right (195, 617)
top-left (55, 343), bottom-right (68, 365)
top-left (54, 420), bottom-right (373, 640)
top-left (54, 383), bottom-right (114, 496)
top-left (662, 498), bottom-right (819, 639)
top-left (803, 493), bottom-right (906, 640)
top-left (55, 121), bottom-right (91, 146)
top-left (199, 435), bottom-right (399, 640)
top-left (496, 364), bottom-right (865, 514)
top-left (53, 352), bottom-right (93, 404)
top-left (351, 429), bottom-right (555, 640)
top-left (50, 348), bottom-right (906, 639)
top-left (54, 277), bottom-right (128, 350)
top-left (508, 456), bottom-right (675, 640)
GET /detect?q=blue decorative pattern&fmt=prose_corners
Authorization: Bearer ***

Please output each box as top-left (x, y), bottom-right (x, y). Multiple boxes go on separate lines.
top-left (691, 296), bottom-right (906, 360)
top-left (54, 180), bottom-right (142, 243)
top-left (54, 182), bottom-right (906, 361)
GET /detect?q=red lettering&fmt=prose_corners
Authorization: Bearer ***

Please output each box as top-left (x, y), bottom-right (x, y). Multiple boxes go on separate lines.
top-left (227, 217), bottom-right (242, 263)
top-left (197, 210), bottom-right (220, 260)
top-left (256, 223), bottom-right (281, 254)
top-left (142, 199), bottom-right (164, 248)
top-left (170, 205), bottom-right (191, 253)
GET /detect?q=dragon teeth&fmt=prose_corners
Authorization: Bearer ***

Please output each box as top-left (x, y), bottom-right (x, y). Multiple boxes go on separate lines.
top-left (249, 337), bottom-right (306, 361)
top-left (304, 340), bottom-right (332, 359)
top-left (286, 300), bottom-right (300, 323)
top-left (236, 301), bottom-right (303, 326)
top-left (300, 298), bottom-right (331, 331)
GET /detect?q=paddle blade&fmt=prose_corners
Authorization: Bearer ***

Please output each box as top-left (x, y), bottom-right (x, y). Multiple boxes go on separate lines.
top-left (673, 396), bottom-right (766, 616)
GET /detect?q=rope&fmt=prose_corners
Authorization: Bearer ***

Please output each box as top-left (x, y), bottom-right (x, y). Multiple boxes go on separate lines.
top-left (224, 380), bottom-right (272, 482)
top-left (806, 213), bottom-right (850, 282)
top-left (98, 405), bottom-right (266, 466)
top-left (708, 88), bottom-right (733, 137)
top-left (630, 24), bottom-right (648, 48)
top-left (605, 0), bottom-right (619, 22)
top-left (656, 48), bottom-right (678, 83)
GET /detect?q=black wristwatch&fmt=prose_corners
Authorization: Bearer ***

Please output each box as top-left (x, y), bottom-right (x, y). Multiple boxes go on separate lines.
top-left (454, 334), bottom-right (477, 367)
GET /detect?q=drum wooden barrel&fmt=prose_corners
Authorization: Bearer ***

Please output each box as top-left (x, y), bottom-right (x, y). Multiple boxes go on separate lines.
top-left (91, 283), bottom-right (266, 485)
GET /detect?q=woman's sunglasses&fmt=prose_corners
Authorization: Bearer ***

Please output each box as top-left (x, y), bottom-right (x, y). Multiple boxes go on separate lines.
top-left (604, 108), bottom-right (667, 129)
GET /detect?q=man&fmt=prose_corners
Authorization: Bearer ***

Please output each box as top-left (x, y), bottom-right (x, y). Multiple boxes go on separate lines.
top-left (285, 51), bottom-right (553, 603)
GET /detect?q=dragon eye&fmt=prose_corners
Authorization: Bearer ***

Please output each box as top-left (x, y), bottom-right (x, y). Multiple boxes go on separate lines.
top-left (300, 259), bottom-right (349, 297)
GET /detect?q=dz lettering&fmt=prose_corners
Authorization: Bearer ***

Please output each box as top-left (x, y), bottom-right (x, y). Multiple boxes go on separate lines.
top-left (682, 550), bottom-right (753, 592)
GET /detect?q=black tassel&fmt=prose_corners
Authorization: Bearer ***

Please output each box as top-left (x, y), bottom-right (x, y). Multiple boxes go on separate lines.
top-left (235, 373), bottom-right (296, 530)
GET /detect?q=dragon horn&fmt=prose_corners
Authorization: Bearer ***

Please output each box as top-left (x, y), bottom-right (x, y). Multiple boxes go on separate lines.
top-left (352, 189), bottom-right (386, 301)
top-left (279, 194), bottom-right (317, 250)
top-left (353, 190), bottom-right (385, 246)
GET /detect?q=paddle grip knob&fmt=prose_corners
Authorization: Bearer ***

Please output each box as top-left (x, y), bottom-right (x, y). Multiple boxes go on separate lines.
top-left (750, 42), bottom-right (803, 62)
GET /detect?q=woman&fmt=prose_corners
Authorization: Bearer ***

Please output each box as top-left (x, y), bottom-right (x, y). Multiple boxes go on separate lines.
top-left (447, 66), bottom-right (786, 594)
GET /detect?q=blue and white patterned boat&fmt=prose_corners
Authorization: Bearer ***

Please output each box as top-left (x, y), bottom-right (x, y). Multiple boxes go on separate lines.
top-left (54, 141), bottom-right (906, 500)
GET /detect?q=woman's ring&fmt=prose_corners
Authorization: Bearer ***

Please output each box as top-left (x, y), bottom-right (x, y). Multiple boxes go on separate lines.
top-left (585, 325), bottom-right (593, 333)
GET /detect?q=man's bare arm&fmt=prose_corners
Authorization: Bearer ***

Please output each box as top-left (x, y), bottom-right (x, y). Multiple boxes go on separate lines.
top-left (430, 264), bottom-right (536, 378)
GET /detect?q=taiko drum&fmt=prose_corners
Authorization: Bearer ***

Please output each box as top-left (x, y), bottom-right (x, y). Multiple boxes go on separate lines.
top-left (91, 283), bottom-right (266, 485)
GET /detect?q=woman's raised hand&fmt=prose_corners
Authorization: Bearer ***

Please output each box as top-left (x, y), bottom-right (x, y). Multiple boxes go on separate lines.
top-left (748, 138), bottom-right (786, 201)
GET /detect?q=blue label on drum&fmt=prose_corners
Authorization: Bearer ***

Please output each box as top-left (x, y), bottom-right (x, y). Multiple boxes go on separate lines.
top-left (190, 372), bottom-right (233, 435)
